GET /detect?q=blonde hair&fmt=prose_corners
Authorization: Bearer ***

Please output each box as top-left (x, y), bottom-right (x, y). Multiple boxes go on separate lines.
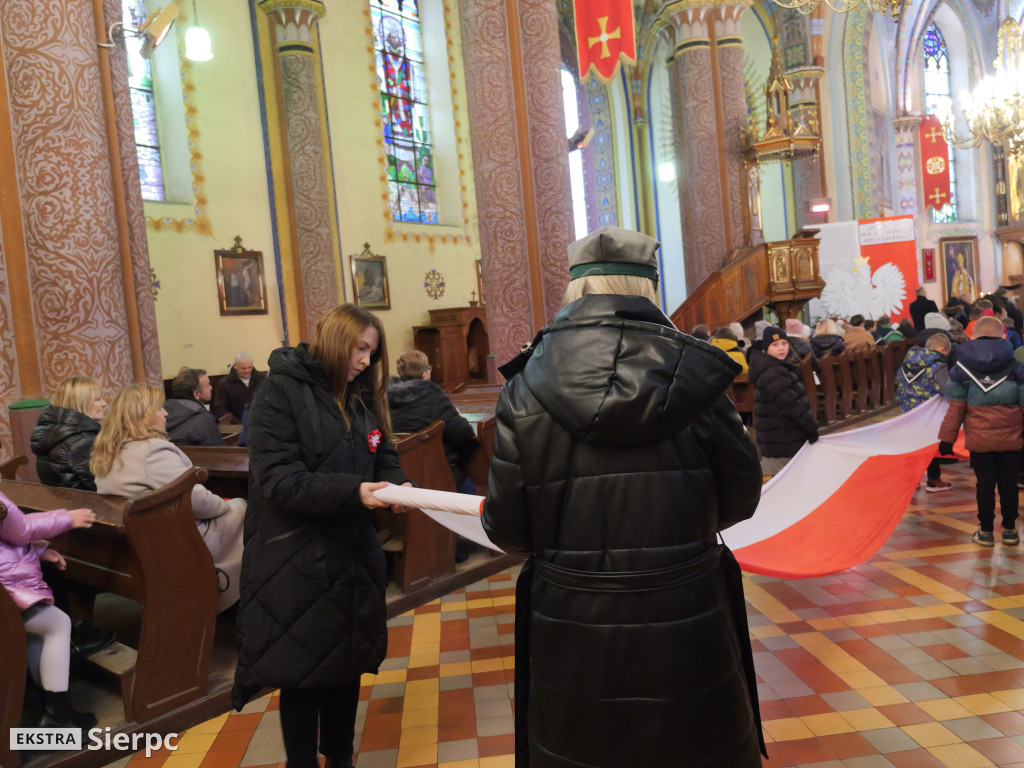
top-left (309, 304), bottom-right (393, 442)
top-left (561, 274), bottom-right (658, 306)
top-left (973, 315), bottom-right (1005, 338)
top-left (90, 384), bottom-right (166, 478)
top-left (52, 376), bottom-right (102, 417)
top-left (397, 350), bottom-right (430, 378)
top-left (815, 318), bottom-right (840, 336)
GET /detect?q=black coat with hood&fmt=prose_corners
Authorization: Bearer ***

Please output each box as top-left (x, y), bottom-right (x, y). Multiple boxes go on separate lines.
top-left (483, 294), bottom-right (765, 768)
top-left (749, 350), bottom-right (819, 458)
top-left (164, 398), bottom-right (225, 447)
top-left (387, 376), bottom-right (476, 467)
top-left (232, 344), bottom-right (409, 708)
top-left (30, 405), bottom-right (100, 490)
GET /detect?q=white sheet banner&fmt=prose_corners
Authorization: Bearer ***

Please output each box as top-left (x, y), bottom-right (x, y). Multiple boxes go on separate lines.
top-left (373, 484), bottom-right (503, 552)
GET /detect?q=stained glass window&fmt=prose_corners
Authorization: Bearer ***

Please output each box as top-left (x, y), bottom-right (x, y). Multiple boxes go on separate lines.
top-left (122, 0), bottom-right (165, 201)
top-left (371, 0), bottom-right (438, 225)
top-left (922, 23), bottom-right (957, 223)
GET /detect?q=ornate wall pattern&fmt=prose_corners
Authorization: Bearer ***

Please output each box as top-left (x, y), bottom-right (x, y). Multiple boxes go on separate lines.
top-left (518, 0), bottom-right (573, 321)
top-left (1, 0), bottom-right (135, 394)
top-left (893, 115), bottom-right (920, 216)
top-left (0, 230), bottom-right (20, 459)
top-left (585, 79), bottom-right (619, 229)
top-left (715, 38), bottom-right (747, 251)
top-left (104, 0), bottom-right (162, 385)
top-left (842, 5), bottom-right (873, 219)
top-left (459, 0), bottom-right (539, 366)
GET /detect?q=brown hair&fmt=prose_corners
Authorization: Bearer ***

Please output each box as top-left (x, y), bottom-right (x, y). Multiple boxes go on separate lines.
top-left (90, 384), bottom-right (166, 478)
top-left (397, 350), bottom-right (430, 378)
top-left (973, 316), bottom-right (1005, 338)
top-left (52, 376), bottom-right (102, 417)
top-left (309, 304), bottom-right (393, 441)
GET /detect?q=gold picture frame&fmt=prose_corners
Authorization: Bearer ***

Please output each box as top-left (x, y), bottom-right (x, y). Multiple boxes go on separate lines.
top-left (938, 236), bottom-right (980, 305)
top-left (351, 243), bottom-right (391, 310)
top-left (215, 236), bottom-right (268, 316)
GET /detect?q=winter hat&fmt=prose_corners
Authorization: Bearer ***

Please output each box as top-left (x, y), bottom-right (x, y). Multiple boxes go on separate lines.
top-left (924, 312), bottom-right (951, 331)
top-left (568, 227), bottom-right (660, 285)
top-left (729, 322), bottom-right (747, 348)
top-left (784, 319), bottom-right (805, 337)
top-left (754, 320), bottom-right (770, 340)
top-left (762, 325), bottom-right (788, 348)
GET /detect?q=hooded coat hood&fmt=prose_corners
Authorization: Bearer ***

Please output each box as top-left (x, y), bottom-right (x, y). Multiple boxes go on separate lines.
top-left (520, 294), bottom-right (739, 446)
top-left (956, 336), bottom-right (1015, 375)
top-left (30, 405), bottom-right (100, 490)
top-left (163, 398), bottom-right (224, 447)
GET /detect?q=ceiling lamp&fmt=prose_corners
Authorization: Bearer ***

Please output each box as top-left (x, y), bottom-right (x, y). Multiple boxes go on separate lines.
top-left (185, 0), bottom-right (213, 62)
top-left (99, 2), bottom-right (180, 60)
top-left (941, 18), bottom-right (1024, 159)
top-left (771, 0), bottom-right (908, 19)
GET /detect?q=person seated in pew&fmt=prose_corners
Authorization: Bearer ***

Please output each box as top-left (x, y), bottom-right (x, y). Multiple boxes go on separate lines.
top-left (783, 319), bottom-right (813, 359)
top-left (165, 368), bottom-right (225, 447)
top-left (809, 318), bottom-right (845, 358)
top-left (843, 314), bottom-right (876, 353)
top-left (0, 493), bottom-right (98, 729)
top-left (91, 384), bottom-right (245, 612)
top-left (213, 352), bottom-right (266, 424)
top-left (710, 327), bottom-right (749, 373)
top-left (387, 350), bottom-right (478, 494)
top-left (31, 376), bottom-right (107, 491)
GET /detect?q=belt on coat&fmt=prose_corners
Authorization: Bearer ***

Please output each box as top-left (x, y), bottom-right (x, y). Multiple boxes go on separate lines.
top-left (513, 543), bottom-right (767, 764)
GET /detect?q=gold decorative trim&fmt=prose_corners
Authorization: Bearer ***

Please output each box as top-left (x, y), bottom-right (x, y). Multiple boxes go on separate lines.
top-left (144, 3), bottom-right (211, 237)
top-left (257, 0), bottom-right (325, 18)
top-left (364, 0), bottom-right (472, 253)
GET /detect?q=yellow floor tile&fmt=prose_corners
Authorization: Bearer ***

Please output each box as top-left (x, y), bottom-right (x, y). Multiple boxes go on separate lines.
top-left (857, 686), bottom-right (910, 706)
top-left (955, 693), bottom-right (1013, 715)
top-left (403, 692), bottom-right (440, 711)
top-left (800, 713), bottom-right (855, 737)
top-left (161, 754), bottom-right (205, 768)
top-left (915, 698), bottom-right (974, 721)
top-left (901, 722), bottom-right (962, 748)
top-left (183, 713), bottom-right (227, 736)
top-left (408, 653), bottom-right (441, 668)
top-left (471, 658), bottom-right (504, 673)
top-left (368, 668), bottom-right (408, 685)
top-left (396, 743), bottom-right (438, 768)
top-left (478, 757), bottom-right (515, 768)
top-left (399, 725), bottom-right (439, 748)
top-left (763, 717), bottom-right (815, 742)
top-left (401, 707), bottom-right (439, 728)
top-left (838, 670), bottom-right (886, 689)
top-left (991, 688), bottom-right (1024, 710)
top-left (168, 734), bottom-right (217, 754)
top-left (441, 601), bottom-right (468, 611)
top-left (440, 661), bottom-right (473, 677)
top-left (405, 678), bottom-right (440, 697)
top-left (926, 743), bottom-right (996, 768)
top-left (439, 761), bottom-right (480, 768)
top-left (839, 708), bottom-right (895, 731)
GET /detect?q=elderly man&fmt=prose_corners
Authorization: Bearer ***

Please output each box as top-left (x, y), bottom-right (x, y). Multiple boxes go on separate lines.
top-left (165, 368), bottom-right (224, 447)
top-left (213, 352), bottom-right (266, 424)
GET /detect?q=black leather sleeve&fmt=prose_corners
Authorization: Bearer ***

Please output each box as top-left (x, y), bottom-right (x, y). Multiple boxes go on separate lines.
top-left (704, 397), bottom-right (762, 531)
top-left (481, 387), bottom-right (532, 554)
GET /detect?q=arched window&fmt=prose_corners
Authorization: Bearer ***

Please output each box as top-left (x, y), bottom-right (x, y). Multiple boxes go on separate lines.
top-left (922, 23), bottom-right (958, 223)
top-left (372, 0), bottom-right (438, 225)
top-left (123, 0), bottom-right (165, 201)
top-left (561, 67), bottom-right (587, 240)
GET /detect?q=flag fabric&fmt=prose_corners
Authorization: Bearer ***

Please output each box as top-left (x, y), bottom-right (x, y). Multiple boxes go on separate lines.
top-left (573, 0), bottom-right (637, 84)
top-left (920, 115), bottom-right (952, 211)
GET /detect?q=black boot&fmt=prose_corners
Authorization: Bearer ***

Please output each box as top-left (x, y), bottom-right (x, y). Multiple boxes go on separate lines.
top-left (36, 690), bottom-right (97, 730)
top-left (323, 758), bottom-right (354, 768)
top-left (70, 619), bottom-right (115, 662)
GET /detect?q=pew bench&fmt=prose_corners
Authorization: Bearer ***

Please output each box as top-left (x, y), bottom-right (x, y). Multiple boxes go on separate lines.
top-left (0, 468), bottom-right (218, 741)
top-left (181, 446), bottom-right (249, 499)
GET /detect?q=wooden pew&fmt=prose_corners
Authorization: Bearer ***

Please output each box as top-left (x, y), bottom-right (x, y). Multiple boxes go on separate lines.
top-left (0, 454), bottom-right (27, 480)
top-left (800, 355), bottom-right (818, 422)
top-left (0, 468), bottom-right (218, 725)
top-left (728, 372), bottom-right (753, 417)
top-left (851, 352), bottom-right (870, 413)
top-left (1, 570), bottom-right (27, 768)
top-left (181, 445), bottom-right (249, 499)
top-left (461, 414), bottom-right (496, 497)
top-left (387, 422), bottom-right (457, 592)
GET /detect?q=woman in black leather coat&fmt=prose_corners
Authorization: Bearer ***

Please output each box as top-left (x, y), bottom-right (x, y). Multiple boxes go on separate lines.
top-left (30, 376), bottom-right (107, 490)
top-left (483, 228), bottom-right (766, 768)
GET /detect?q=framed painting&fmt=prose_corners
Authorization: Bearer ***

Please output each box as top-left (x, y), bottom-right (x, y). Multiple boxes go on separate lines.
top-left (215, 237), bottom-right (268, 316)
top-left (1010, 153), bottom-right (1024, 222)
top-left (351, 243), bottom-right (391, 310)
top-left (938, 236), bottom-right (980, 305)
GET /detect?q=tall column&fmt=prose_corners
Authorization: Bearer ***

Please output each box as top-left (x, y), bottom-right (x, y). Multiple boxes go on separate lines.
top-left (893, 114), bottom-right (922, 217)
top-left (259, 0), bottom-right (338, 336)
top-left (669, 8), bottom-right (727, 289)
top-left (711, 2), bottom-right (750, 252)
top-left (459, 0), bottom-right (573, 367)
top-left (789, 68), bottom-right (826, 228)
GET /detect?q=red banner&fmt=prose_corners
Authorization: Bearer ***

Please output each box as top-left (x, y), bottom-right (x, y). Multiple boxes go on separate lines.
top-left (573, 0), bottom-right (636, 84)
top-left (919, 114), bottom-right (952, 211)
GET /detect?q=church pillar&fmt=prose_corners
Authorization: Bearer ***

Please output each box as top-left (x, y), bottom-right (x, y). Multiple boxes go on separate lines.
top-left (259, 0), bottom-right (339, 338)
top-left (459, 0), bottom-right (573, 367)
top-left (668, 8), bottom-right (727, 289)
top-left (711, 2), bottom-right (750, 252)
top-left (789, 68), bottom-right (826, 228)
top-left (893, 114), bottom-right (923, 217)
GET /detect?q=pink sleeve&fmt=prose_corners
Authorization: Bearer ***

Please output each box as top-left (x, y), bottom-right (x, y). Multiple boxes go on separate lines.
top-left (0, 491), bottom-right (73, 545)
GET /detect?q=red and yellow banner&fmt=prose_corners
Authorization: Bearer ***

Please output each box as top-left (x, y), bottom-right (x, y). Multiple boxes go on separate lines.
top-left (573, 0), bottom-right (636, 84)
top-left (919, 114), bottom-right (952, 211)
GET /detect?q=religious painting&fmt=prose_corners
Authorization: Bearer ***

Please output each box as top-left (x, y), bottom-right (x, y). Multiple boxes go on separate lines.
top-left (870, 107), bottom-right (893, 211)
top-left (1010, 153), bottom-right (1024, 222)
top-left (351, 243), bottom-right (391, 310)
top-left (938, 236), bottom-right (979, 305)
top-left (215, 238), bottom-right (268, 316)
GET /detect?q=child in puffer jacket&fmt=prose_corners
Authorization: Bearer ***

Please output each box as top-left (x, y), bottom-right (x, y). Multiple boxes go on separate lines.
top-left (938, 316), bottom-right (1024, 547)
top-left (0, 492), bottom-right (98, 729)
top-left (898, 334), bottom-right (953, 492)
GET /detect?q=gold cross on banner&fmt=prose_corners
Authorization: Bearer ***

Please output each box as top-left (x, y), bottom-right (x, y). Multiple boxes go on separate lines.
top-left (588, 16), bottom-right (621, 59)
top-left (928, 187), bottom-right (946, 206)
top-left (926, 126), bottom-right (943, 143)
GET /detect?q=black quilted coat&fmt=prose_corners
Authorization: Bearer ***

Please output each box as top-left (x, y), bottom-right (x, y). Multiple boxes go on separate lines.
top-left (482, 294), bottom-right (765, 768)
top-left (232, 344), bottom-right (409, 708)
top-left (30, 405), bottom-right (100, 490)
top-left (748, 350), bottom-right (818, 458)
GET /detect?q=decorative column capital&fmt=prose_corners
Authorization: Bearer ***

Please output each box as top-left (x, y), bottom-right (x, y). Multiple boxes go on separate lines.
top-left (667, 7), bottom-right (710, 52)
top-left (787, 66), bottom-right (824, 104)
top-left (259, 0), bottom-right (325, 49)
top-left (711, 4), bottom-right (748, 39)
top-left (893, 113), bottom-right (924, 134)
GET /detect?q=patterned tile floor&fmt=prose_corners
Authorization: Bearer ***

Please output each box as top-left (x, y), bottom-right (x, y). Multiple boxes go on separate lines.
top-left (101, 460), bottom-right (1024, 768)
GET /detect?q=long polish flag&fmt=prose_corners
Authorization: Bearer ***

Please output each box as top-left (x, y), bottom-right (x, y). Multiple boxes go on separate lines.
top-left (375, 397), bottom-right (949, 578)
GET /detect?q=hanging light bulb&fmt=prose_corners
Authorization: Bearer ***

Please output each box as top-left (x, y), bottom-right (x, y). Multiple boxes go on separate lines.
top-left (185, 0), bottom-right (213, 61)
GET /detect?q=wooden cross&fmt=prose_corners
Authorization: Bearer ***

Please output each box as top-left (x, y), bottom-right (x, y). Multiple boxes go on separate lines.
top-left (470, 290), bottom-right (477, 302)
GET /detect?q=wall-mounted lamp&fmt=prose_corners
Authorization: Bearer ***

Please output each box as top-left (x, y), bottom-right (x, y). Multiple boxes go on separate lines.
top-left (809, 198), bottom-right (832, 214)
top-left (185, 0), bottom-right (213, 62)
top-left (567, 127), bottom-right (595, 153)
top-left (99, 2), bottom-right (180, 59)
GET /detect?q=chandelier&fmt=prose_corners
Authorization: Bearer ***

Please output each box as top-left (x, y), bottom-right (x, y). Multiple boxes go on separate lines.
top-left (941, 18), bottom-right (1024, 159)
top-left (770, 0), bottom-right (908, 20)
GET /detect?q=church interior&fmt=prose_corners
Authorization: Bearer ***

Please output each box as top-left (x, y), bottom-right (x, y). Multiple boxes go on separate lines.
top-left (4, 0), bottom-right (1024, 766)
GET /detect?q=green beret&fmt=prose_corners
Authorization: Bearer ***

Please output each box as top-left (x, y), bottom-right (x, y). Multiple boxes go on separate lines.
top-left (567, 227), bottom-right (660, 284)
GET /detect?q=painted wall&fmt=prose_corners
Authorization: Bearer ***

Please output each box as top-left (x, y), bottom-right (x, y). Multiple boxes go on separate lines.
top-left (142, 0), bottom-right (482, 377)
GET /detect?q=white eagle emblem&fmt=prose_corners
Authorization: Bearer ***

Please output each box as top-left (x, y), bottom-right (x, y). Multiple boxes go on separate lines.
top-left (820, 256), bottom-right (907, 319)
